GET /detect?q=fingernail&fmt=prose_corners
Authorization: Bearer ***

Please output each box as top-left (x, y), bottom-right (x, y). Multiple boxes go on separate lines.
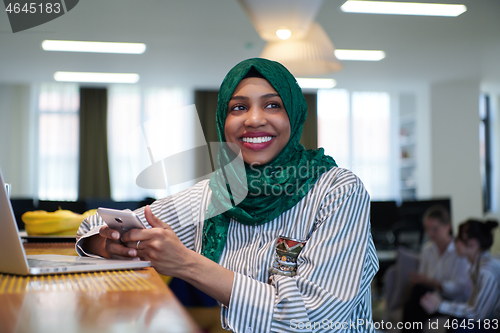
top-left (128, 249), bottom-right (137, 257)
top-left (112, 232), bottom-right (119, 239)
top-left (132, 257), bottom-right (141, 261)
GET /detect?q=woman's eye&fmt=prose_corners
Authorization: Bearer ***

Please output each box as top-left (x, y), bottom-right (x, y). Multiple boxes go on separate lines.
top-left (266, 103), bottom-right (281, 109)
top-left (230, 105), bottom-right (246, 111)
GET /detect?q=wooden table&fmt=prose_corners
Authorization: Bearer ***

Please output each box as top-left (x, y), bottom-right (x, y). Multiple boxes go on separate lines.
top-left (0, 242), bottom-right (201, 333)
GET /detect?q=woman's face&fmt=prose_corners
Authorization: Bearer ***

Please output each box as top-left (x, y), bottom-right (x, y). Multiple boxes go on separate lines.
top-left (454, 232), bottom-right (479, 258)
top-left (224, 77), bottom-right (291, 166)
top-left (423, 217), bottom-right (451, 244)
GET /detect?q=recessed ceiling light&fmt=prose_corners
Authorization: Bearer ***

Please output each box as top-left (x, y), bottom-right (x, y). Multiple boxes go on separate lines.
top-left (296, 78), bottom-right (337, 89)
top-left (54, 72), bottom-right (140, 83)
top-left (42, 40), bottom-right (146, 54)
top-left (276, 29), bottom-right (292, 40)
top-left (340, 1), bottom-right (467, 17)
top-left (335, 49), bottom-right (386, 61)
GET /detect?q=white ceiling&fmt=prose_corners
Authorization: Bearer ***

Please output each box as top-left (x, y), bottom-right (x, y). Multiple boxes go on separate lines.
top-left (0, 0), bottom-right (499, 90)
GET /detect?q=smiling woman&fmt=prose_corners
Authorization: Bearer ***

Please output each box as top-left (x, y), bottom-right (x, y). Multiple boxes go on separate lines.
top-left (76, 58), bottom-right (379, 333)
top-left (224, 76), bottom-right (291, 166)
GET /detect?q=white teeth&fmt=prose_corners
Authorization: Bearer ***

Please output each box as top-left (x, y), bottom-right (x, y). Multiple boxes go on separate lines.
top-left (242, 136), bottom-right (272, 143)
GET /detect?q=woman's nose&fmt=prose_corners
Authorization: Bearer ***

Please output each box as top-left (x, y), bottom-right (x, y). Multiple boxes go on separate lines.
top-left (245, 107), bottom-right (267, 127)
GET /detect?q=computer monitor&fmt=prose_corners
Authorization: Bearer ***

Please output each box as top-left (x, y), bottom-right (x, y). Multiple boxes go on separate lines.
top-left (370, 201), bottom-right (399, 250)
top-left (370, 200), bottom-right (399, 232)
top-left (396, 198), bottom-right (452, 250)
top-left (399, 198), bottom-right (452, 226)
top-left (369, 198), bottom-right (452, 252)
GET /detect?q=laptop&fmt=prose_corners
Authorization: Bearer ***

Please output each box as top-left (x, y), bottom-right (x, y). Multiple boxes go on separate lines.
top-left (0, 168), bottom-right (150, 275)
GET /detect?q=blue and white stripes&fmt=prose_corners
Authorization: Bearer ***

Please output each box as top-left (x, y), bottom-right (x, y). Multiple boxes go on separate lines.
top-left (77, 167), bottom-right (379, 332)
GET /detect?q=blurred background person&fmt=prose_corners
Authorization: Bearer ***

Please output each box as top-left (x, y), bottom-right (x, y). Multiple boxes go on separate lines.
top-left (421, 219), bottom-right (500, 332)
top-left (402, 205), bottom-right (471, 332)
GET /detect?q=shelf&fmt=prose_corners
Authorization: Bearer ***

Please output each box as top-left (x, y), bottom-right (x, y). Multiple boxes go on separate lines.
top-left (399, 93), bottom-right (417, 200)
top-left (399, 114), bottom-right (416, 125)
top-left (400, 180), bottom-right (416, 188)
top-left (400, 159), bottom-right (416, 167)
top-left (399, 137), bottom-right (416, 147)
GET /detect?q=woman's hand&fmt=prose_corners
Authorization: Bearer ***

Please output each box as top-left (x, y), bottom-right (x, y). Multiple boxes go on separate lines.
top-left (121, 205), bottom-right (234, 306)
top-left (98, 225), bottom-right (140, 259)
top-left (82, 226), bottom-right (139, 259)
top-left (120, 205), bottom-right (190, 277)
top-left (420, 291), bottom-right (442, 314)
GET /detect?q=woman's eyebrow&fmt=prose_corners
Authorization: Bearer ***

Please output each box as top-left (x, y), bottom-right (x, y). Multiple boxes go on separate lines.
top-left (230, 95), bottom-right (248, 101)
top-left (230, 93), bottom-right (281, 101)
top-left (261, 93), bottom-right (280, 99)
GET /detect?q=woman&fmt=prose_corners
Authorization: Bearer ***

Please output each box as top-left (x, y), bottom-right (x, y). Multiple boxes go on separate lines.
top-left (420, 219), bottom-right (500, 332)
top-left (76, 58), bottom-right (379, 332)
top-left (402, 206), bottom-right (471, 332)
top-left (411, 205), bottom-right (471, 297)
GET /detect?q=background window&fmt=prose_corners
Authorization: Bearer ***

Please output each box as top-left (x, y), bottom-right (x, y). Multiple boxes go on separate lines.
top-left (107, 86), bottom-right (191, 201)
top-left (37, 83), bottom-right (79, 200)
top-left (318, 89), bottom-right (393, 200)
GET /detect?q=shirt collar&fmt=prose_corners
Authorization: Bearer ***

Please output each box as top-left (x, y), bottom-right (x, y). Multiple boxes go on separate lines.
top-left (431, 239), bottom-right (455, 255)
top-left (445, 240), bottom-right (456, 253)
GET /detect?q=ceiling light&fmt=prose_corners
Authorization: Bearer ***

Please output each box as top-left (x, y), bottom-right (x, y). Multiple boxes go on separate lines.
top-left (42, 40), bottom-right (146, 54)
top-left (238, 0), bottom-right (324, 41)
top-left (296, 78), bottom-right (336, 89)
top-left (276, 29), bottom-right (292, 40)
top-left (340, 1), bottom-right (467, 17)
top-left (260, 22), bottom-right (342, 76)
top-left (334, 49), bottom-right (385, 61)
top-left (54, 72), bottom-right (140, 83)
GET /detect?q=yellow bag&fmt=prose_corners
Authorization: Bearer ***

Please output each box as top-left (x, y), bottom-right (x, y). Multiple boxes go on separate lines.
top-left (22, 209), bottom-right (97, 236)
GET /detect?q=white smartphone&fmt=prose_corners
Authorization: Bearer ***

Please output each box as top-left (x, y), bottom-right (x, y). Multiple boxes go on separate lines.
top-left (97, 207), bottom-right (146, 235)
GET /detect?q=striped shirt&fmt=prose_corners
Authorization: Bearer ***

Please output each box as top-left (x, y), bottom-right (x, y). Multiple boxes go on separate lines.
top-left (76, 167), bottom-right (379, 333)
top-left (438, 252), bottom-right (500, 320)
top-left (418, 241), bottom-right (471, 301)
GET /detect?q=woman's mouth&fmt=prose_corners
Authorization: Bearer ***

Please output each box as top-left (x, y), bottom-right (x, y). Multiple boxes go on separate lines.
top-left (241, 135), bottom-right (275, 150)
top-left (242, 136), bottom-right (272, 144)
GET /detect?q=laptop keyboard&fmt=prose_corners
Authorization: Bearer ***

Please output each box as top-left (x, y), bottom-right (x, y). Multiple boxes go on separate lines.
top-left (27, 258), bottom-right (92, 267)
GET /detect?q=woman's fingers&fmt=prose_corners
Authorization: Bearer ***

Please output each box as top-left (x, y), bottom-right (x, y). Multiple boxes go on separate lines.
top-left (124, 239), bottom-right (144, 250)
top-left (420, 292), bottom-right (440, 314)
top-left (122, 230), bottom-right (164, 254)
top-left (420, 294), bottom-right (431, 313)
top-left (118, 206), bottom-right (174, 258)
top-left (120, 225), bottom-right (185, 275)
top-left (105, 239), bottom-right (138, 259)
top-left (99, 207), bottom-right (179, 267)
top-left (99, 225), bottom-right (121, 240)
top-left (98, 226), bottom-right (138, 258)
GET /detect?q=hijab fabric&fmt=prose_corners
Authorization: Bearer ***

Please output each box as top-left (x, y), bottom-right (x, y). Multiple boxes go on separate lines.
top-left (201, 58), bottom-right (337, 263)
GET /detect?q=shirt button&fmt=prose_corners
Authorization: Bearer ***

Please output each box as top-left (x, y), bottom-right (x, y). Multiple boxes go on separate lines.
top-left (245, 328), bottom-right (252, 333)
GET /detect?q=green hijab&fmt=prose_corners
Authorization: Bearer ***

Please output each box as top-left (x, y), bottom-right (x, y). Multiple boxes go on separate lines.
top-left (201, 58), bottom-right (337, 263)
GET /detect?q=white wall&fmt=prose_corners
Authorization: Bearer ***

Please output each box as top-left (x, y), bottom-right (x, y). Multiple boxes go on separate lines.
top-left (0, 84), bottom-right (35, 197)
top-left (429, 79), bottom-right (483, 230)
top-left (415, 86), bottom-right (432, 199)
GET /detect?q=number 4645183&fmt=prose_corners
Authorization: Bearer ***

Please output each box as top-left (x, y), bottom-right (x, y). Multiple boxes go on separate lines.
top-left (5, 2), bottom-right (61, 14)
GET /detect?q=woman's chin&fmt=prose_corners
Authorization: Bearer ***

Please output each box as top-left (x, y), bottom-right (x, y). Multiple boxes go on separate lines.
top-left (243, 156), bottom-right (272, 167)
